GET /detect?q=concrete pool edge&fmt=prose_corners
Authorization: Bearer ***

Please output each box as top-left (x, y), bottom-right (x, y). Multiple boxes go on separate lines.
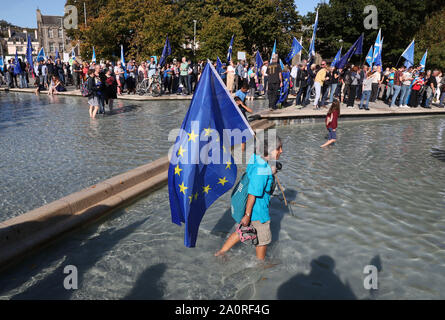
top-left (0, 120), bottom-right (274, 270)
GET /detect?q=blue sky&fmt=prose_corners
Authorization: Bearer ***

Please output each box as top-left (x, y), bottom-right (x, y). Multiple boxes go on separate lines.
top-left (0, 0), bottom-right (322, 28)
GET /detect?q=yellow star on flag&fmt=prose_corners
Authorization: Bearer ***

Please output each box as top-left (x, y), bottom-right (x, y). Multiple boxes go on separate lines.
top-left (223, 145), bottom-right (227, 153)
top-left (188, 130), bottom-right (198, 142)
top-left (188, 195), bottom-right (193, 204)
top-left (204, 127), bottom-right (212, 136)
top-left (202, 185), bottom-right (211, 194)
top-left (225, 161), bottom-right (232, 170)
top-left (177, 146), bottom-right (186, 157)
top-left (174, 165), bottom-right (182, 176)
top-left (194, 192), bottom-right (198, 200)
top-left (179, 182), bottom-right (188, 194)
top-left (218, 177), bottom-right (228, 186)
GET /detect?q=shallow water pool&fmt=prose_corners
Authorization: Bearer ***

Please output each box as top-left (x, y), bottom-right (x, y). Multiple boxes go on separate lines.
top-left (1, 113), bottom-right (444, 300)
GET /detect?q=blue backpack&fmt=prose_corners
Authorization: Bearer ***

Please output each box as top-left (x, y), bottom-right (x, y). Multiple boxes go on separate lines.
top-left (231, 172), bottom-right (250, 223)
top-left (231, 166), bottom-right (277, 223)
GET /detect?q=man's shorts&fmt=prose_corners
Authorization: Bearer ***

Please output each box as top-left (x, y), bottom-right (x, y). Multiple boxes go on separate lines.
top-left (328, 128), bottom-right (337, 140)
top-left (250, 220), bottom-right (271, 246)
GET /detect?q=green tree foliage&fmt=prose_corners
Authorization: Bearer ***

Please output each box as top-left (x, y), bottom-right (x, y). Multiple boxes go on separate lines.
top-left (197, 14), bottom-right (245, 61)
top-left (304, 0), bottom-right (443, 66)
top-left (65, 0), bottom-right (302, 62)
top-left (415, 7), bottom-right (445, 70)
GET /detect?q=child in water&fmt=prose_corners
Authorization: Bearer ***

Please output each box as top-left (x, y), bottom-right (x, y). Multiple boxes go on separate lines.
top-left (321, 99), bottom-right (340, 148)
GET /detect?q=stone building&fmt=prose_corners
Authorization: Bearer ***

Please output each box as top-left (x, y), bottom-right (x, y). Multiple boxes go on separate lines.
top-left (36, 9), bottom-right (73, 59)
top-left (1, 28), bottom-right (39, 61)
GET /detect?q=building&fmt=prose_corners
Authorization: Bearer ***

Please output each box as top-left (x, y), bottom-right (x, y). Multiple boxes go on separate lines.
top-left (36, 9), bottom-right (73, 59)
top-left (1, 28), bottom-right (39, 61)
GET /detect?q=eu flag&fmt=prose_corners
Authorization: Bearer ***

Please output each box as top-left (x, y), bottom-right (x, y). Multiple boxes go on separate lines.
top-left (0, 56), bottom-right (4, 72)
top-left (168, 62), bottom-right (254, 247)
top-left (285, 37), bottom-right (303, 64)
top-left (255, 50), bottom-right (263, 77)
top-left (13, 50), bottom-right (22, 75)
top-left (159, 35), bottom-right (171, 67)
top-left (26, 35), bottom-right (34, 73)
top-left (227, 35), bottom-right (234, 63)
top-left (277, 71), bottom-right (290, 105)
top-left (336, 34), bottom-right (364, 70)
top-left (331, 47), bottom-right (342, 68)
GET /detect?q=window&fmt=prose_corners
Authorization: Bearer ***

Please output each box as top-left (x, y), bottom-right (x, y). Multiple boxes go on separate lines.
top-left (49, 42), bottom-right (54, 53)
top-left (58, 29), bottom-right (63, 38)
top-left (48, 29), bottom-right (53, 38)
top-left (59, 43), bottom-right (64, 52)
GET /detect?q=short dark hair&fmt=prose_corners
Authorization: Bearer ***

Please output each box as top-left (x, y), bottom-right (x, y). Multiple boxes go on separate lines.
top-left (242, 83), bottom-right (249, 90)
top-left (255, 135), bottom-right (282, 157)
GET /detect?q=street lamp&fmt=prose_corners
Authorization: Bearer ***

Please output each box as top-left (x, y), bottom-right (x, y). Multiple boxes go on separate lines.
top-left (193, 20), bottom-right (197, 56)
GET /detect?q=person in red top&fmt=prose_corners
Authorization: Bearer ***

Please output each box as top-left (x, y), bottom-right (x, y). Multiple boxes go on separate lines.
top-left (321, 99), bottom-right (340, 148)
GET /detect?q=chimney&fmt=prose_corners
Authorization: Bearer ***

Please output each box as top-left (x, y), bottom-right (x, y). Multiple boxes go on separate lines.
top-left (8, 27), bottom-right (11, 38)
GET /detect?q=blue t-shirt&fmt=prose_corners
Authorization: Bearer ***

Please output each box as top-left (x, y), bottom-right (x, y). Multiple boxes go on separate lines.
top-left (247, 153), bottom-right (274, 223)
top-left (235, 89), bottom-right (247, 103)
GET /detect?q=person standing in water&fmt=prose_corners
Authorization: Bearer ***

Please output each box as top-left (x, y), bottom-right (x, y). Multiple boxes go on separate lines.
top-left (215, 135), bottom-right (283, 261)
top-left (321, 100), bottom-right (340, 148)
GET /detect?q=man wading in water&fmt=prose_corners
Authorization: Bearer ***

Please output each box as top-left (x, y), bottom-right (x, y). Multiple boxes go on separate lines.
top-left (215, 135), bottom-right (283, 260)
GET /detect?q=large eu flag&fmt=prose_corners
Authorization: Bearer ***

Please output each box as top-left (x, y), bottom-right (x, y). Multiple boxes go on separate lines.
top-left (168, 62), bottom-right (254, 247)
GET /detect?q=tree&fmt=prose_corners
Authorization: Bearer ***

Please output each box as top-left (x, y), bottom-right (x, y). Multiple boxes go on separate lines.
top-left (65, 0), bottom-right (303, 62)
top-left (415, 7), bottom-right (445, 70)
top-left (197, 13), bottom-right (245, 61)
top-left (303, 0), bottom-right (444, 66)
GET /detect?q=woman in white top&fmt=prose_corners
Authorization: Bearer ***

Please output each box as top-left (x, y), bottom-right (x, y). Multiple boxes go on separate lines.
top-left (226, 61), bottom-right (235, 93)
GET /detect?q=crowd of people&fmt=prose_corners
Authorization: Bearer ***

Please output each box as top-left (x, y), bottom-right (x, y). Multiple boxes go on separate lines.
top-left (287, 61), bottom-right (445, 110)
top-left (1, 53), bottom-right (444, 112)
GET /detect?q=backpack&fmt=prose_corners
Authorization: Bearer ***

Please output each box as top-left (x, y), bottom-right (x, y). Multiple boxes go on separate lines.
top-left (231, 172), bottom-right (250, 223)
top-left (81, 79), bottom-right (91, 97)
top-left (231, 168), bottom-right (276, 223)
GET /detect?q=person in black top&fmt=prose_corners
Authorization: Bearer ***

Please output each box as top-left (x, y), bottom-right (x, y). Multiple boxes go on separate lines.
top-left (72, 59), bottom-right (82, 90)
top-left (295, 64), bottom-right (308, 106)
top-left (266, 55), bottom-right (283, 110)
top-left (424, 70), bottom-right (439, 108)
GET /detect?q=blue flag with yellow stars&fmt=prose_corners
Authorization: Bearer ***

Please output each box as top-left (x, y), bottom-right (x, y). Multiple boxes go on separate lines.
top-left (168, 62), bottom-right (254, 247)
top-left (277, 71), bottom-right (290, 105)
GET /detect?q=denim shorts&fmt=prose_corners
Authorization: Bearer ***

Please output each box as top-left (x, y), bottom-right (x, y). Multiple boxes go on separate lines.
top-left (328, 128), bottom-right (337, 140)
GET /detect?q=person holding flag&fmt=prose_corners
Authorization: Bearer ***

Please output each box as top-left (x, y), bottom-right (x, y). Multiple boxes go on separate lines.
top-left (168, 62), bottom-right (257, 248)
